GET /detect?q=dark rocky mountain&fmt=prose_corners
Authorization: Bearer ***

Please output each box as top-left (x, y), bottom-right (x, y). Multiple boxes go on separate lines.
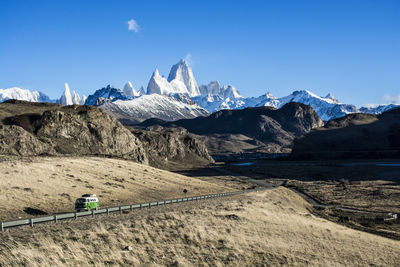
top-left (138, 102), bottom-right (324, 153)
top-left (127, 127), bottom-right (214, 169)
top-left (291, 108), bottom-right (400, 159)
top-left (85, 85), bottom-right (129, 106)
top-left (0, 100), bottom-right (214, 167)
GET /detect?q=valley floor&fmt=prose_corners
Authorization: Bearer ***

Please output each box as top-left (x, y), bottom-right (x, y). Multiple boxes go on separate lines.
top-left (0, 188), bottom-right (399, 266)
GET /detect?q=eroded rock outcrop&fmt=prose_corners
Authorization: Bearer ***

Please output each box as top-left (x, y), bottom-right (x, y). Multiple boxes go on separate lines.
top-left (129, 127), bottom-right (214, 168)
top-left (0, 101), bottom-right (216, 167)
top-left (0, 125), bottom-right (54, 156)
top-left (1, 103), bottom-right (147, 163)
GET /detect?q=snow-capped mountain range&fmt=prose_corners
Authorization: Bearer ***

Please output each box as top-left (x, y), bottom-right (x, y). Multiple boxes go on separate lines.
top-left (0, 87), bottom-right (51, 103)
top-left (99, 94), bottom-right (209, 124)
top-left (1, 59), bottom-right (399, 122)
top-left (359, 104), bottom-right (400, 115)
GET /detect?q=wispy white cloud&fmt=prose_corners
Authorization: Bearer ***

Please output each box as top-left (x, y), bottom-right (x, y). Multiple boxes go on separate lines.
top-left (184, 53), bottom-right (193, 65)
top-left (127, 19), bottom-right (140, 32)
top-left (382, 93), bottom-right (400, 104)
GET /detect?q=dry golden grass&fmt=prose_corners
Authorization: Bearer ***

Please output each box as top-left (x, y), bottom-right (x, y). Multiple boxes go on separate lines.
top-left (287, 179), bottom-right (400, 213)
top-left (0, 156), bottom-right (231, 220)
top-left (0, 188), bottom-right (399, 266)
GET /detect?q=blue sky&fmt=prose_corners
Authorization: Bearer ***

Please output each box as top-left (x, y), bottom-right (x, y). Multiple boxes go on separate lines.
top-left (0, 0), bottom-right (399, 106)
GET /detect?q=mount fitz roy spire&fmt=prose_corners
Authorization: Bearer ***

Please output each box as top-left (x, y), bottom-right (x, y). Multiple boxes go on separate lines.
top-left (167, 59), bottom-right (200, 97)
top-left (3, 59), bottom-right (397, 121)
top-left (59, 83), bottom-right (73, 105)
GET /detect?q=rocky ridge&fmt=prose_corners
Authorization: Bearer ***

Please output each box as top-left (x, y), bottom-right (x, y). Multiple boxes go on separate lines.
top-left (291, 107), bottom-right (400, 159)
top-left (0, 100), bottom-right (214, 166)
top-left (139, 102), bottom-right (324, 153)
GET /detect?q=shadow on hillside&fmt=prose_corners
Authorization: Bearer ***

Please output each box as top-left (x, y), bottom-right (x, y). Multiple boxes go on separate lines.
top-left (24, 207), bottom-right (48, 216)
top-left (172, 159), bottom-right (400, 185)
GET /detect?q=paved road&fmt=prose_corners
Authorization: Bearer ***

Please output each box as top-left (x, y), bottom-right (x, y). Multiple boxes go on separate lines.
top-left (213, 166), bottom-right (388, 215)
top-left (212, 166), bottom-right (279, 188)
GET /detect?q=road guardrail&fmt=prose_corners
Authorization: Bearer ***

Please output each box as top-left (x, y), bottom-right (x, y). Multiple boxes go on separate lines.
top-left (0, 187), bottom-right (266, 232)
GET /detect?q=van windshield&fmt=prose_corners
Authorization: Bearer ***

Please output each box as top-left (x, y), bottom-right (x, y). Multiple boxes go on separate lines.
top-left (76, 198), bottom-right (86, 203)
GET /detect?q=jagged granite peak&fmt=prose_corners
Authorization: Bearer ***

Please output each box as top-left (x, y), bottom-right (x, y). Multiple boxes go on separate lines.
top-left (193, 82), bottom-right (244, 112)
top-left (72, 90), bottom-right (81, 105)
top-left (80, 95), bottom-right (87, 105)
top-left (199, 81), bottom-right (221, 95)
top-left (123, 81), bottom-right (139, 97)
top-left (146, 68), bottom-right (175, 95)
top-left (138, 86), bottom-right (145, 96)
top-left (325, 93), bottom-right (339, 103)
top-left (85, 84), bottom-right (129, 106)
top-left (167, 59), bottom-right (200, 97)
top-left (59, 83), bottom-right (73, 105)
top-left (0, 87), bottom-right (51, 103)
top-left (220, 85), bottom-right (242, 99)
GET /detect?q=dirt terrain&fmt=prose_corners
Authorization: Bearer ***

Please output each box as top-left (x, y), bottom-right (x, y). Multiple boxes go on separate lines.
top-left (0, 188), bottom-right (399, 266)
top-left (0, 156), bottom-right (237, 221)
top-left (223, 158), bottom-right (400, 239)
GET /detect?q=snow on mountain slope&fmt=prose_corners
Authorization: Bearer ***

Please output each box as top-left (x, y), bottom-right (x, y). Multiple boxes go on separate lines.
top-left (59, 83), bottom-right (85, 105)
top-left (98, 94), bottom-right (209, 124)
top-left (276, 90), bottom-right (358, 121)
top-left (123, 81), bottom-right (140, 97)
top-left (85, 85), bottom-right (129, 106)
top-left (138, 86), bottom-right (145, 96)
top-left (0, 87), bottom-right (51, 103)
top-left (199, 81), bottom-right (220, 95)
top-left (192, 82), bottom-right (247, 112)
top-left (146, 69), bottom-right (177, 95)
top-left (59, 83), bottom-right (73, 105)
top-left (167, 59), bottom-right (200, 97)
top-left (2, 60), bottom-right (392, 121)
top-left (220, 85), bottom-right (242, 99)
top-left (246, 93), bottom-right (281, 108)
top-left (72, 91), bottom-right (81, 105)
top-left (192, 94), bottom-right (246, 113)
top-left (359, 104), bottom-right (400, 115)
top-left (193, 88), bottom-right (358, 120)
